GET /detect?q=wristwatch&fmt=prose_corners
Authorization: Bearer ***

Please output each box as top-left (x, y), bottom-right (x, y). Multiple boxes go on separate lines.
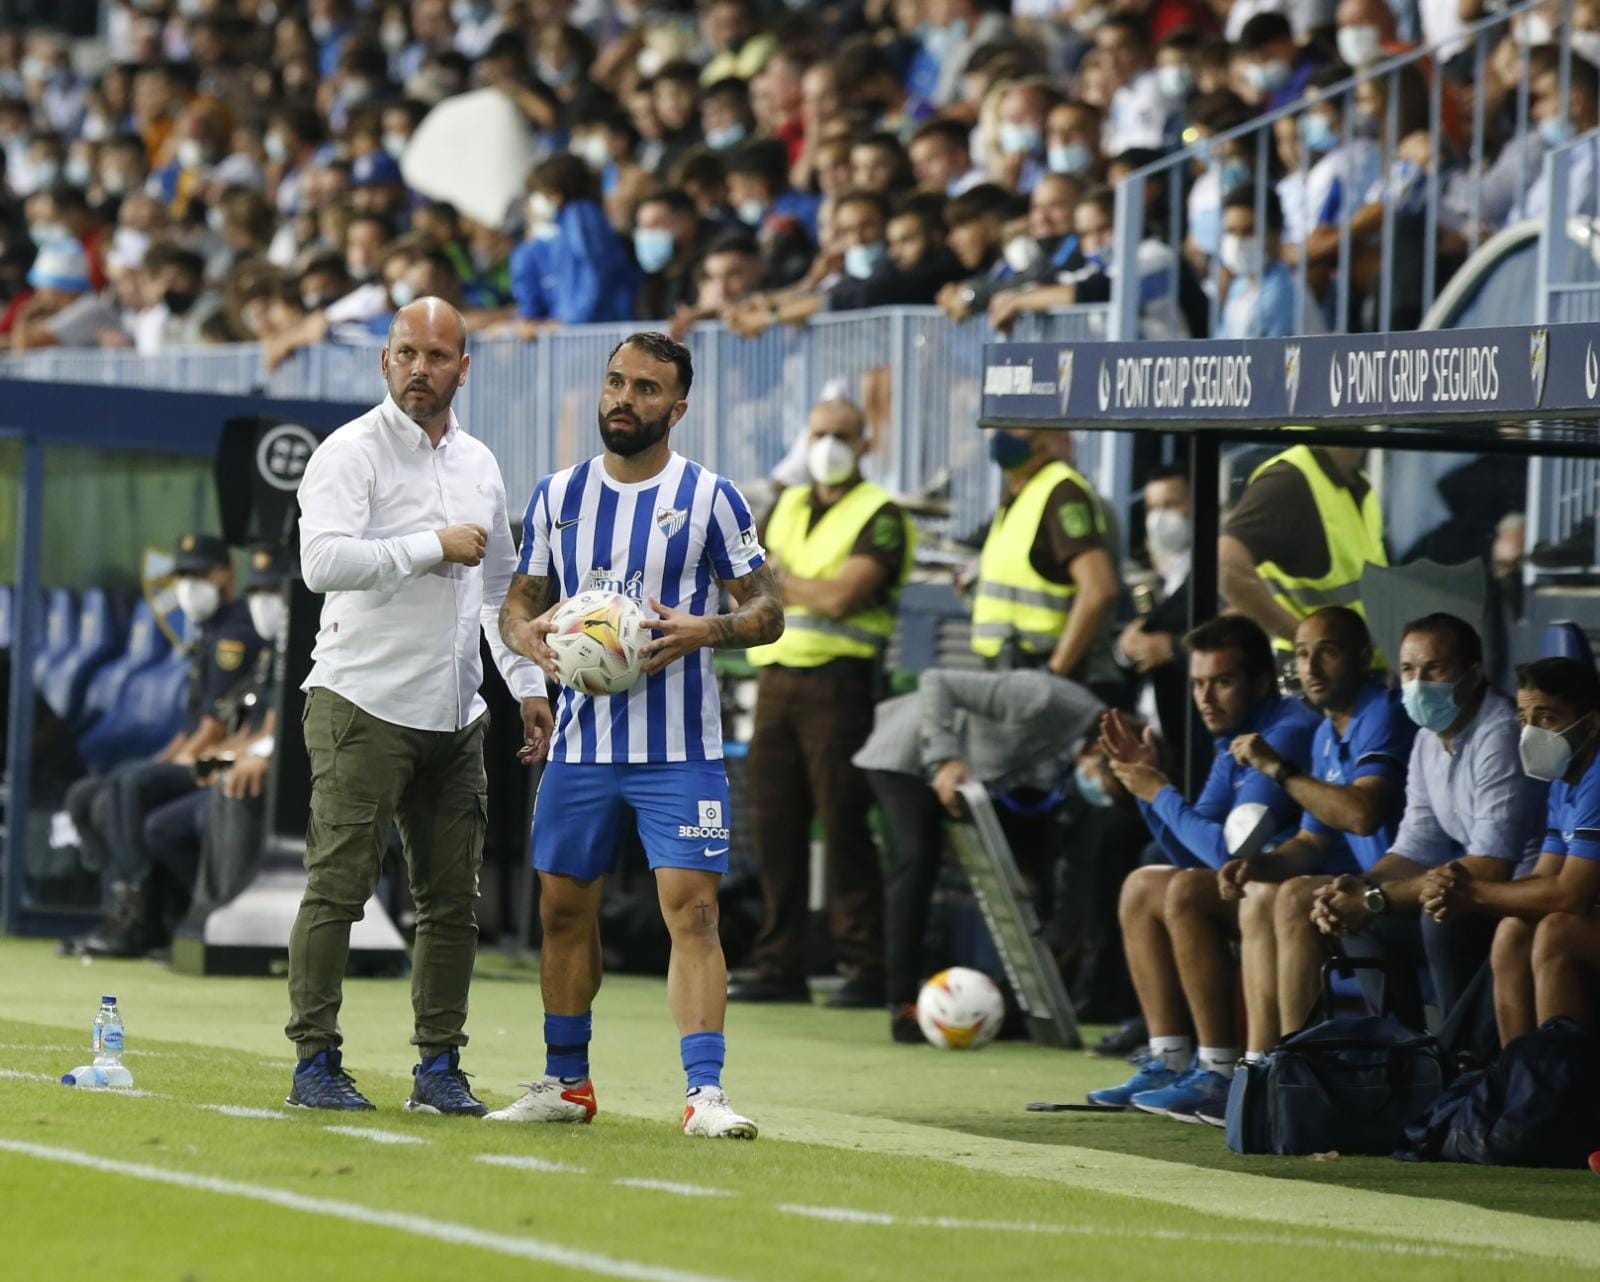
top-left (1363, 882), bottom-right (1389, 916)
top-left (1274, 758), bottom-right (1301, 784)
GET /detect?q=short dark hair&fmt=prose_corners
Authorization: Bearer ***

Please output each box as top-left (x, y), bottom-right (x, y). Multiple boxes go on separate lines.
top-left (638, 187), bottom-right (697, 220)
top-left (609, 331), bottom-right (694, 397)
top-left (723, 138), bottom-right (789, 188)
top-left (1517, 656), bottom-right (1600, 716)
top-left (1298, 605), bottom-right (1371, 652)
top-left (910, 117), bottom-right (971, 153)
top-left (1400, 612), bottom-right (1483, 667)
top-left (702, 76), bottom-right (751, 108)
top-left (833, 35), bottom-right (895, 87)
top-left (703, 230), bottom-right (758, 259)
top-left (1238, 12), bottom-right (1293, 50)
top-left (1183, 614), bottom-right (1275, 681)
top-left (1223, 182), bottom-right (1284, 235)
top-left (834, 186), bottom-right (890, 223)
top-left (531, 153), bottom-right (597, 204)
top-left (944, 181), bottom-right (1017, 227)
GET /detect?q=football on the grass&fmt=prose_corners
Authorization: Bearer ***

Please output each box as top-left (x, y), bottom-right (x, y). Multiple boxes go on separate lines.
top-left (916, 967), bottom-right (1004, 1050)
top-left (547, 590), bottom-right (645, 695)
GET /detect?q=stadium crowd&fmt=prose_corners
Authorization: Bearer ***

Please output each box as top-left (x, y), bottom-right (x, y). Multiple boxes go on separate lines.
top-left (1, 0), bottom-right (1598, 358)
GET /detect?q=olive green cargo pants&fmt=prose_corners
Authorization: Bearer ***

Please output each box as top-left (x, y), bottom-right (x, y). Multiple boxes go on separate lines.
top-left (285, 688), bottom-right (488, 1059)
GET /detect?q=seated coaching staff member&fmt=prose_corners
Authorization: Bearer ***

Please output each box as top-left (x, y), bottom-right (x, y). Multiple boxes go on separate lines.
top-left (286, 297), bottom-right (549, 1114)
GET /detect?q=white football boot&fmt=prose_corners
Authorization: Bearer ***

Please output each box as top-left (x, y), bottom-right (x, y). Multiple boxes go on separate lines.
top-left (682, 1086), bottom-right (758, 1139)
top-left (484, 1077), bottom-right (597, 1123)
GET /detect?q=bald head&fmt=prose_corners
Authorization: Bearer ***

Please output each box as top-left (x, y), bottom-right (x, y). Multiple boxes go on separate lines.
top-left (382, 296), bottom-right (471, 433)
top-left (388, 295), bottom-right (467, 356)
top-left (808, 397), bottom-right (866, 441)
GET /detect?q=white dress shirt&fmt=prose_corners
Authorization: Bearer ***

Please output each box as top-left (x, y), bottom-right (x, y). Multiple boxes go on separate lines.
top-left (298, 394), bottom-right (543, 732)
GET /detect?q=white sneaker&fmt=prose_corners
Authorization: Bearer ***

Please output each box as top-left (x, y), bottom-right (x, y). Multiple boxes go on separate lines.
top-left (484, 1077), bottom-right (597, 1124)
top-left (682, 1086), bottom-right (758, 1139)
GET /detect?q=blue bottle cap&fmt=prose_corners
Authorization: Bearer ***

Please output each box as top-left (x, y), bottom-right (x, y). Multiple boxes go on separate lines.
top-left (101, 995), bottom-right (116, 1005)
top-left (61, 1073), bottom-right (77, 1085)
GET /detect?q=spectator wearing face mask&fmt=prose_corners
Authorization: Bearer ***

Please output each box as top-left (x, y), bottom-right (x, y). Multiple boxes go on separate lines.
top-left (1507, 58), bottom-right (1600, 226)
top-left (724, 138), bottom-right (821, 242)
top-left (633, 187), bottom-right (715, 321)
top-left (510, 152), bottom-right (638, 333)
top-left (10, 236), bottom-right (123, 351)
top-left (1183, 94), bottom-right (1257, 263)
top-left (987, 78), bottom-right (1061, 195)
top-left (935, 181), bottom-right (1023, 321)
top-left (833, 36), bottom-right (935, 141)
top-left (945, 173), bottom-right (1084, 323)
top-left (1217, 184), bottom-right (1307, 338)
top-left (926, 0), bottom-right (1012, 110)
top-left (1097, 16), bottom-right (1177, 154)
top-left (700, 77), bottom-right (756, 153)
top-left (1044, 99), bottom-right (1103, 181)
top-left (1276, 69), bottom-right (1382, 256)
top-left (133, 243), bottom-right (219, 354)
top-left (1116, 469), bottom-right (1205, 783)
top-left (24, 182), bottom-right (107, 290)
top-left (1236, 12), bottom-right (1325, 111)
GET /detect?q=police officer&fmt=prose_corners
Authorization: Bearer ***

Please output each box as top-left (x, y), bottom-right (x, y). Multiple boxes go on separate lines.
top-left (70, 533), bottom-right (266, 956)
top-left (729, 398), bottom-right (914, 1007)
top-left (970, 428), bottom-right (1121, 700)
top-left (144, 546), bottom-right (288, 944)
top-left (1219, 444), bottom-right (1387, 668)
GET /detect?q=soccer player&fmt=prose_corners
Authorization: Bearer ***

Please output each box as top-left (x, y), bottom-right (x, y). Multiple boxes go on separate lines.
top-left (493, 331), bottom-right (784, 1139)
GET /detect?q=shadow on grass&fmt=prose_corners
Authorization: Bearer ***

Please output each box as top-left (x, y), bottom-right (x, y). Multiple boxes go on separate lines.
top-left (895, 1110), bottom-right (1600, 1223)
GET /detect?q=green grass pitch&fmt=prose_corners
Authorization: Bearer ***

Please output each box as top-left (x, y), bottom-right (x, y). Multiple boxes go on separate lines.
top-left (2, 935), bottom-right (1597, 1281)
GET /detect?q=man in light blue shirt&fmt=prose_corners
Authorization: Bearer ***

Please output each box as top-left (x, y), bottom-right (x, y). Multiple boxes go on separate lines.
top-left (1505, 60), bottom-right (1600, 227)
top-left (1311, 614), bottom-right (1545, 1030)
top-left (1090, 615), bottom-right (1318, 1120)
top-left (1218, 185), bottom-right (1309, 340)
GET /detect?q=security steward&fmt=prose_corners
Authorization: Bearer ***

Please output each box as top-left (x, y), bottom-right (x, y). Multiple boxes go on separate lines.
top-left (69, 533), bottom-right (265, 956)
top-left (1219, 444), bottom-right (1387, 670)
top-left (971, 428), bottom-right (1121, 701)
top-left (729, 397), bottom-right (914, 1008)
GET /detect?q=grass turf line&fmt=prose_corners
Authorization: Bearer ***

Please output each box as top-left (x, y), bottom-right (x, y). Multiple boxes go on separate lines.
top-left (3, 937), bottom-right (1598, 1280)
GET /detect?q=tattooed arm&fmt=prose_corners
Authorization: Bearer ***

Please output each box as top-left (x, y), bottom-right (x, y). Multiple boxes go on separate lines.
top-left (499, 571), bottom-right (560, 670)
top-left (639, 563), bottom-right (785, 675)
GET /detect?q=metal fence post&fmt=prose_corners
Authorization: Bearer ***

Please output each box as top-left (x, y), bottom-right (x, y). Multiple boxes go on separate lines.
top-left (3, 434), bottom-right (44, 934)
top-left (1111, 171), bottom-right (1146, 341)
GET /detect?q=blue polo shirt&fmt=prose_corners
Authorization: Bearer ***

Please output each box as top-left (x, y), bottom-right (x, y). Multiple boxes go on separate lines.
top-left (1302, 680), bottom-right (1416, 873)
top-left (1542, 746), bottom-right (1600, 862)
top-left (1140, 692), bottom-right (1321, 870)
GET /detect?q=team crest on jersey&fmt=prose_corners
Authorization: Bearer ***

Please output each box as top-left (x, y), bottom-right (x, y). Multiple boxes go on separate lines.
top-left (581, 566), bottom-right (645, 601)
top-left (656, 506), bottom-right (688, 538)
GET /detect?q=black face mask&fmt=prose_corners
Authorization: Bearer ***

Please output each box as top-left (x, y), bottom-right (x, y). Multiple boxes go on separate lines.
top-left (163, 288), bottom-right (197, 315)
top-left (598, 404), bottom-right (673, 457)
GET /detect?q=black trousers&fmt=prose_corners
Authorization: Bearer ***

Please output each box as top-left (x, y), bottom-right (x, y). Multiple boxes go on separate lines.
top-left (1340, 910), bottom-right (1497, 1029)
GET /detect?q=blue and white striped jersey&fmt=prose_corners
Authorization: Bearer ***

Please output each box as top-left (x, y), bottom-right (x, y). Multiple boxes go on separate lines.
top-left (517, 452), bottom-right (766, 764)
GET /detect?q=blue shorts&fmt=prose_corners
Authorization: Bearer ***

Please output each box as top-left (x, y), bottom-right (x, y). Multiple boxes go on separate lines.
top-left (531, 760), bottom-right (732, 880)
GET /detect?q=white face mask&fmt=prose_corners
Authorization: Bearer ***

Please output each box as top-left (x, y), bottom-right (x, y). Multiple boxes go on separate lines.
top-left (248, 593), bottom-right (286, 644)
top-left (175, 577), bottom-right (221, 624)
top-left (176, 138), bottom-right (208, 170)
top-left (1156, 62), bottom-right (1194, 99)
top-left (1219, 231), bottom-right (1263, 277)
top-left (1336, 25), bottom-right (1382, 68)
top-left (383, 130), bottom-right (409, 160)
top-left (1003, 234), bottom-right (1041, 273)
top-left (1574, 30), bottom-right (1600, 64)
top-left (527, 192), bottom-right (556, 228)
top-left (1519, 716), bottom-right (1592, 780)
top-left (1521, 12), bottom-right (1556, 45)
top-left (1145, 507), bottom-right (1191, 560)
top-left (806, 435), bottom-right (856, 487)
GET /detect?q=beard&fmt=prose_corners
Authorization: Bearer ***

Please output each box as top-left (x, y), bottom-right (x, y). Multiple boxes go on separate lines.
top-left (598, 405), bottom-right (672, 456)
top-left (391, 374), bottom-right (454, 422)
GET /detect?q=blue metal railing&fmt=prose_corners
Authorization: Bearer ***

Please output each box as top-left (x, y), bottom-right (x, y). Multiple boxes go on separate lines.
top-left (0, 304), bottom-right (1114, 547)
top-left (1110, 0), bottom-right (1572, 341)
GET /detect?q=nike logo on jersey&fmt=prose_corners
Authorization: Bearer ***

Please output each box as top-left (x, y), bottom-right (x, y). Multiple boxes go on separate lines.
top-left (553, 516), bottom-right (583, 531)
top-left (704, 846), bottom-right (728, 858)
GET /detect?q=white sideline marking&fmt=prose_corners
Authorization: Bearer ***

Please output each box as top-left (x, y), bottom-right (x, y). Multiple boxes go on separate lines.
top-left (322, 1126), bottom-right (427, 1146)
top-left (203, 1105), bottom-right (292, 1121)
top-left (0, 1139), bottom-right (740, 1282)
top-left (613, 1178), bottom-right (732, 1198)
top-left (0, 1043), bottom-right (186, 1059)
top-left (1, 1069), bottom-right (58, 1083)
top-left (475, 1154), bottom-right (584, 1174)
top-left (774, 1204), bottom-right (1525, 1263)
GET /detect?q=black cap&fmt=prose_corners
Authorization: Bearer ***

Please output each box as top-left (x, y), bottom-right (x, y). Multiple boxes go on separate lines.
top-left (243, 544), bottom-right (290, 590)
top-left (173, 533), bottom-right (231, 575)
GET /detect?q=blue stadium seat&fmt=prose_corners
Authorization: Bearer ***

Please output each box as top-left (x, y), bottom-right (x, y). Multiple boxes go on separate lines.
top-left (76, 601), bottom-right (179, 771)
top-left (38, 589), bottom-right (124, 725)
top-left (31, 588), bottom-right (79, 685)
top-left (104, 650), bottom-right (190, 760)
top-left (1538, 620), bottom-right (1597, 670)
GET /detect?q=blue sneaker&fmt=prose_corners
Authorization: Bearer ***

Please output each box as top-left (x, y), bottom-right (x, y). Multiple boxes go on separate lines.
top-left (1130, 1066), bottom-right (1232, 1122)
top-left (286, 1049), bottom-right (375, 1111)
top-left (406, 1049), bottom-right (487, 1116)
top-left (1086, 1056), bottom-right (1182, 1108)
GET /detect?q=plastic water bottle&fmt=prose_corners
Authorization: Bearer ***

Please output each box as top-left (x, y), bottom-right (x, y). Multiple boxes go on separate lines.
top-left (63, 995), bottom-right (134, 1089)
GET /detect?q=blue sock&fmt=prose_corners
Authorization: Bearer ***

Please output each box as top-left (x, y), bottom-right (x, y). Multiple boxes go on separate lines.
top-left (544, 1012), bottom-right (592, 1080)
top-left (680, 1031), bottom-right (725, 1090)
top-left (418, 1049), bottom-right (457, 1074)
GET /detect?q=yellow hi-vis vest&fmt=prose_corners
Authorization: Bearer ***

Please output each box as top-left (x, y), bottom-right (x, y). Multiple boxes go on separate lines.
top-left (748, 479), bottom-right (913, 668)
top-left (1246, 444), bottom-right (1387, 649)
top-left (971, 460), bottom-right (1103, 659)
